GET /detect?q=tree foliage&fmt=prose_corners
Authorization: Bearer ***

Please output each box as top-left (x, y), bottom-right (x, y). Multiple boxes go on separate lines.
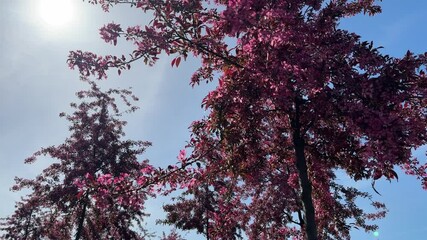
top-left (2, 0), bottom-right (427, 240)
top-left (66, 1), bottom-right (427, 239)
top-left (0, 82), bottom-right (155, 239)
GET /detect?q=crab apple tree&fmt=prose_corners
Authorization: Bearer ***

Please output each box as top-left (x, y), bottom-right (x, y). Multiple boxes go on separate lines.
top-left (67, 0), bottom-right (427, 239)
top-left (0, 81), bottom-right (156, 240)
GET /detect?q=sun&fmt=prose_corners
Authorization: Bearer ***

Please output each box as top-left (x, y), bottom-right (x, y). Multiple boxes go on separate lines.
top-left (39, 0), bottom-right (74, 27)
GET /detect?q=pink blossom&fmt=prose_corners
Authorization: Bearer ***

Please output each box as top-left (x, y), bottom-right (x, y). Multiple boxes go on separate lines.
top-left (177, 149), bottom-right (186, 162)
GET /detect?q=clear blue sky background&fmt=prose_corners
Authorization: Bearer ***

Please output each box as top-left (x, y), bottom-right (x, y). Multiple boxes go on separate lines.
top-left (0, 1), bottom-right (426, 239)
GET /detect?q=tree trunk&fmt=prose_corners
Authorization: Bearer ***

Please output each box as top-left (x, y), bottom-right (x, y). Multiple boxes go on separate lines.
top-left (292, 99), bottom-right (318, 240)
top-left (204, 184), bottom-right (210, 240)
top-left (75, 201), bottom-right (87, 240)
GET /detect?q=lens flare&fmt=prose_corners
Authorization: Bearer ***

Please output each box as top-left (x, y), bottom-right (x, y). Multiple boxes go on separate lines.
top-left (39, 0), bottom-right (74, 27)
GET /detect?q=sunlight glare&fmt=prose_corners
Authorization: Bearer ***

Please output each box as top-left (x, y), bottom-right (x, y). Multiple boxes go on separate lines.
top-left (39, 0), bottom-right (74, 27)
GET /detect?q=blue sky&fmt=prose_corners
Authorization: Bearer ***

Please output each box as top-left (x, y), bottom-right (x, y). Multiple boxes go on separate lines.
top-left (0, 1), bottom-right (426, 239)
